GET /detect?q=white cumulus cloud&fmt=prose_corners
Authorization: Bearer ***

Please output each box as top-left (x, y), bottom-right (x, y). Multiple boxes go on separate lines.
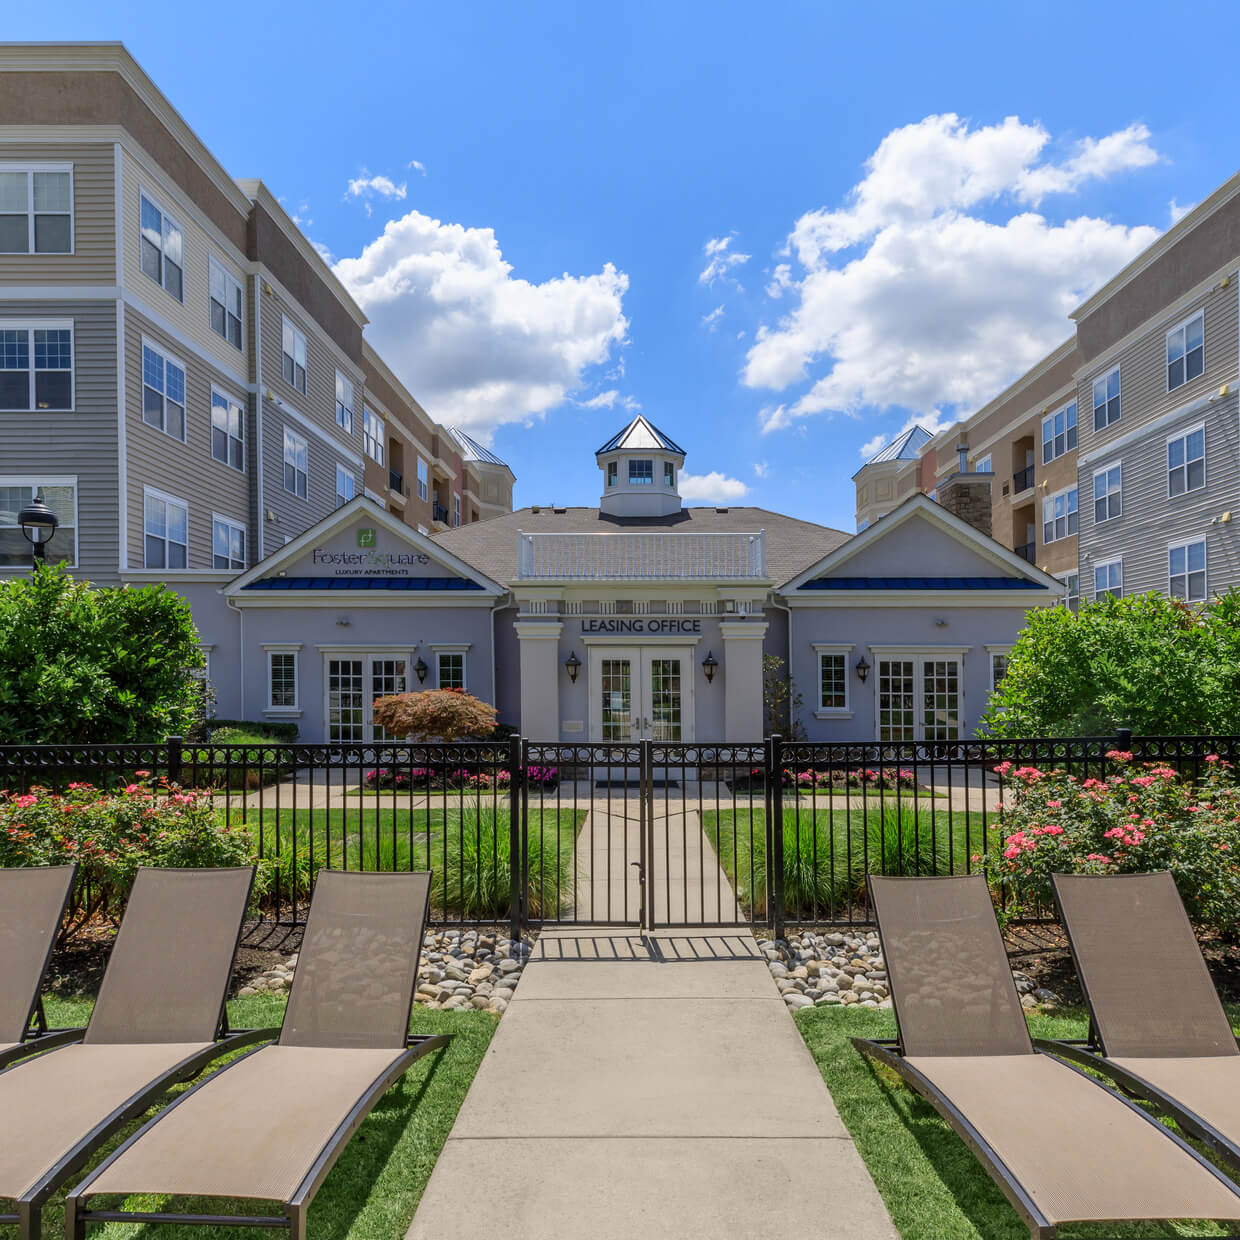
top-left (699, 233), bottom-right (751, 286)
top-left (679, 470), bottom-right (750, 503)
top-left (333, 210), bottom-right (629, 437)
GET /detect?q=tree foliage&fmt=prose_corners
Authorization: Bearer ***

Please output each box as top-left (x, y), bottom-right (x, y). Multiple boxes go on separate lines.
top-left (371, 687), bottom-right (499, 741)
top-left (762, 654), bottom-right (806, 740)
top-left (982, 590), bottom-right (1240, 738)
top-left (0, 566), bottom-right (204, 744)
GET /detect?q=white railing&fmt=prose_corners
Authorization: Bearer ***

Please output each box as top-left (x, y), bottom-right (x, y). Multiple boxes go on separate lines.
top-left (516, 530), bottom-right (766, 580)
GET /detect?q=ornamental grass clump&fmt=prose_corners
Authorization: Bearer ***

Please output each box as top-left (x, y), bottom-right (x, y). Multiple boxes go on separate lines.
top-left (982, 751), bottom-right (1240, 931)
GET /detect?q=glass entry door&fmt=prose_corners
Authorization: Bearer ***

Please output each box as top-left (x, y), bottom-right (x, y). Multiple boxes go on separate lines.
top-left (327, 655), bottom-right (408, 742)
top-left (589, 648), bottom-right (693, 742)
top-left (876, 656), bottom-right (961, 741)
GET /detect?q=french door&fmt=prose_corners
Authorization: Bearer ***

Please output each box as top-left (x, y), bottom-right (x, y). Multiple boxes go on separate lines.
top-left (326, 655), bottom-right (409, 742)
top-left (589, 647), bottom-right (694, 742)
top-left (876, 656), bottom-right (961, 742)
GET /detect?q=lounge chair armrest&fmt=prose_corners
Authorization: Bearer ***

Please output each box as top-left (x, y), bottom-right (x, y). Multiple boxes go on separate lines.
top-left (220, 1026), bottom-right (281, 1051)
top-left (0, 1027), bottom-right (86, 1070)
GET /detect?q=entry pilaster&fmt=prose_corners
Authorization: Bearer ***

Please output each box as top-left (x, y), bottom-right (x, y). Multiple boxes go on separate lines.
top-left (515, 621), bottom-right (564, 740)
top-left (719, 619), bottom-right (768, 742)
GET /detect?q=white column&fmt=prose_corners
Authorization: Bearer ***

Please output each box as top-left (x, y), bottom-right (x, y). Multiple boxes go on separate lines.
top-left (514, 621), bottom-right (564, 740)
top-left (719, 619), bottom-right (768, 742)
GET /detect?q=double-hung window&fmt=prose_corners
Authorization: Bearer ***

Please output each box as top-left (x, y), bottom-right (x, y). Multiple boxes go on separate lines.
top-left (0, 166), bottom-right (72, 253)
top-left (283, 427), bottom-right (308, 499)
top-left (144, 489), bottom-right (188, 569)
top-left (815, 649), bottom-right (849, 713)
top-left (990, 650), bottom-right (1010, 693)
top-left (1059, 572), bottom-right (1080, 612)
top-left (629, 459), bottom-right (653, 485)
top-left (1167, 312), bottom-right (1204, 391)
top-left (210, 388), bottom-right (244, 471)
top-left (268, 651), bottom-right (299, 710)
top-left (363, 408), bottom-right (384, 464)
top-left (0, 323), bottom-right (73, 410)
top-left (453, 493), bottom-right (461, 526)
top-left (664, 461), bottom-right (676, 486)
top-left (1094, 559), bottom-right (1123, 600)
top-left (334, 370), bottom-right (354, 433)
top-left (0, 479), bottom-right (76, 566)
top-left (1169, 539), bottom-right (1207, 602)
top-left (607, 462), bottom-right (618, 487)
top-left (208, 258), bottom-right (243, 349)
top-left (416, 458), bottom-right (429, 501)
top-left (1167, 425), bottom-right (1205, 496)
top-left (211, 515), bottom-right (246, 570)
top-left (1092, 367), bottom-right (1121, 431)
top-left (437, 651), bottom-right (465, 689)
top-left (1093, 465), bottom-right (1121, 524)
top-left (139, 192), bottom-right (183, 300)
top-left (281, 317), bottom-right (307, 394)
top-left (1041, 401), bottom-right (1077, 464)
top-left (142, 342), bottom-right (186, 441)
top-left (975, 454), bottom-right (992, 473)
top-left (335, 465), bottom-right (355, 508)
top-left (1042, 486), bottom-right (1078, 543)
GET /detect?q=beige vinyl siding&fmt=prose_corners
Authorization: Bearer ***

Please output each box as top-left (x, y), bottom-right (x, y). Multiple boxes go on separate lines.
top-left (124, 305), bottom-right (251, 569)
top-left (0, 142), bottom-right (114, 284)
top-left (0, 298), bottom-right (118, 578)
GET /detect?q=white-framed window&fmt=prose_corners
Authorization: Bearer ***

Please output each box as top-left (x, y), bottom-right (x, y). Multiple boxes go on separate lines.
top-left (629, 459), bottom-right (654, 485)
top-left (975, 454), bottom-right (992, 473)
top-left (0, 322), bottom-right (73, 411)
top-left (141, 340), bottom-right (186, 441)
top-left (139, 191), bottom-right (183, 300)
top-left (211, 514), bottom-right (246, 570)
top-left (437, 650), bottom-right (466, 689)
top-left (334, 370), bottom-right (354, 434)
top-left (0, 478), bottom-right (76, 567)
top-left (1169, 539), bottom-right (1207, 602)
top-left (606, 461), bottom-right (618, 487)
top-left (143, 488), bottom-right (188, 569)
top-left (335, 465), bottom-right (355, 508)
top-left (1042, 486), bottom-right (1078, 543)
top-left (1041, 400), bottom-right (1077, 464)
top-left (283, 427), bottom-right (308, 499)
top-left (363, 408), bottom-right (384, 464)
top-left (208, 258), bottom-right (243, 350)
top-left (1092, 465), bottom-right (1122, 524)
top-left (416, 457), bottom-right (429, 501)
top-left (0, 165), bottom-right (72, 254)
top-left (1092, 366), bottom-right (1121, 432)
top-left (812, 645), bottom-right (852, 714)
top-left (267, 649), bottom-right (299, 710)
top-left (210, 387), bottom-right (244, 471)
top-left (281, 316), bottom-right (307, 394)
top-left (1167, 425), bottom-right (1205, 497)
top-left (453, 492), bottom-right (461, 527)
top-left (989, 648), bottom-right (1011, 693)
top-left (1166, 311), bottom-right (1204, 392)
top-left (1094, 558), bottom-right (1123, 600)
top-left (1057, 571), bottom-right (1080, 612)
top-left (664, 461), bottom-right (676, 486)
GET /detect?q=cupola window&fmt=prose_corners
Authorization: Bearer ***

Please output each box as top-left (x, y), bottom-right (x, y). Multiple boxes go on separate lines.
top-left (629, 459), bottom-right (653, 485)
top-left (664, 461), bottom-right (675, 487)
top-left (607, 461), bottom-right (618, 487)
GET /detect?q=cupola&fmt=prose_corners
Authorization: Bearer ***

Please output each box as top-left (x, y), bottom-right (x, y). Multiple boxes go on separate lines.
top-left (596, 416), bottom-right (687, 518)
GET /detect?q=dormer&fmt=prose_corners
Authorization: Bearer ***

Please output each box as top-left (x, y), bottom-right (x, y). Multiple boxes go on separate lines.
top-left (596, 416), bottom-right (687, 517)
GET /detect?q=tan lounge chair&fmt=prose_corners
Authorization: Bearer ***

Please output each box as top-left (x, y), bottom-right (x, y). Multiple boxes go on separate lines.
top-left (1048, 870), bottom-right (1240, 1171)
top-left (0, 866), bottom-right (267, 1240)
top-left (66, 870), bottom-right (450, 1240)
top-left (0, 865), bottom-right (80, 1069)
top-left (852, 874), bottom-right (1240, 1239)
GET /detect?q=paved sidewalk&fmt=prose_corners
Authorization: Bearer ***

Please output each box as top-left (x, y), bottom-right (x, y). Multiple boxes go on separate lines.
top-left (406, 926), bottom-right (898, 1240)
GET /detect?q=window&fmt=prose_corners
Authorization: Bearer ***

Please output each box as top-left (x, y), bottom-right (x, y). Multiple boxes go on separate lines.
top-left (453, 493), bottom-right (461, 527)
top-left (1092, 465), bottom-right (1122, 524)
top-left (143, 490), bottom-right (188, 569)
top-left (1167, 425), bottom-right (1205, 496)
top-left (629, 459), bottom-right (653, 485)
top-left (281, 317), bottom-right (307, 394)
top-left (1042, 486), bottom-right (1078, 543)
top-left (0, 166), bottom-right (72, 253)
top-left (268, 651), bottom-right (298, 709)
top-left (1041, 401), bottom-right (1077, 464)
top-left (335, 465), bottom-right (355, 508)
top-left (1092, 367), bottom-right (1120, 431)
top-left (0, 323), bottom-right (73, 410)
top-left (664, 461), bottom-right (676, 486)
top-left (141, 342), bottom-right (186, 441)
top-left (1169, 539), bottom-right (1207, 602)
top-left (1167, 312), bottom-right (1204, 391)
top-left (975, 454), bottom-right (992, 473)
top-left (1059, 572), bottom-right (1080, 612)
top-left (283, 428), bottom-right (308, 499)
top-left (208, 258), bottom-right (242, 350)
top-left (817, 652), bottom-right (848, 712)
top-left (416, 458), bottom-right (429, 501)
top-left (211, 515), bottom-right (245, 570)
top-left (363, 408), bottom-right (384, 464)
top-left (210, 388), bottom-right (244, 471)
top-left (139, 192), bottom-right (183, 300)
top-left (437, 651), bottom-right (465, 689)
top-left (606, 461), bottom-right (618, 487)
top-left (0, 480), bottom-right (75, 566)
top-left (1094, 559), bottom-right (1123, 600)
top-left (335, 370), bottom-right (354, 434)
top-left (990, 650), bottom-right (1010, 693)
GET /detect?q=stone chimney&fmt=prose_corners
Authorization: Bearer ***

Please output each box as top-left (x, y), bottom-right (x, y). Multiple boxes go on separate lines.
top-left (937, 443), bottom-right (993, 538)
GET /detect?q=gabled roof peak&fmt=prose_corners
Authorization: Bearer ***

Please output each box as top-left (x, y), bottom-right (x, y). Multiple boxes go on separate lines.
top-left (596, 415), bottom-right (686, 457)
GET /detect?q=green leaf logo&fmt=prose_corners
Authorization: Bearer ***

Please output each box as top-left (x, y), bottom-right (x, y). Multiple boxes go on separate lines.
top-left (357, 528), bottom-right (376, 548)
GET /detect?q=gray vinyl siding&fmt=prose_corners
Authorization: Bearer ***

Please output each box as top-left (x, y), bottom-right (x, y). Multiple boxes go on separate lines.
top-left (0, 298), bottom-right (119, 578)
top-left (124, 305), bottom-right (251, 569)
top-left (0, 143), bottom-right (115, 285)
top-left (261, 407), bottom-right (357, 547)
top-left (1079, 393), bottom-right (1240, 599)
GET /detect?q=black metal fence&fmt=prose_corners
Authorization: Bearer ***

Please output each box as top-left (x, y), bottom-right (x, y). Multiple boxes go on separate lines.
top-left (2, 731), bottom-right (1238, 933)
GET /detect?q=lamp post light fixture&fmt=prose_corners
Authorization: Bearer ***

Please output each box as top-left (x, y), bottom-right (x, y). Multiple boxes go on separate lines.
top-left (414, 657), bottom-right (429, 684)
top-left (18, 497), bottom-right (59, 572)
top-left (855, 655), bottom-right (871, 684)
top-left (702, 651), bottom-right (718, 684)
top-left (564, 651), bottom-right (581, 684)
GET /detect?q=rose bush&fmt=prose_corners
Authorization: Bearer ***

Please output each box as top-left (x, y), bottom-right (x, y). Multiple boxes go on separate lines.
top-left (981, 751), bottom-right (1240, 932)
top-left (363, 765), bottom-right (558, 791)
top-left (729, 767), bottom-right (918, 793)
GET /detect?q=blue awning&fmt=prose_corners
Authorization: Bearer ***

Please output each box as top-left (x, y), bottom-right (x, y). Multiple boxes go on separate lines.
top-left (244, 576), bottom-right (483, 591)
top-left (800, 576), bottom-right (1046, 591)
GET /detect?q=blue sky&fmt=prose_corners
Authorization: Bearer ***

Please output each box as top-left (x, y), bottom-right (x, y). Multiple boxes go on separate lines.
top-left (13, 2), bottom-right (1240, 530)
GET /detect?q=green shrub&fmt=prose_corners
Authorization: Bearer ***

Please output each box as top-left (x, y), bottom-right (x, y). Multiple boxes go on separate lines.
top-left (207, 719), bottom-right (300, 742)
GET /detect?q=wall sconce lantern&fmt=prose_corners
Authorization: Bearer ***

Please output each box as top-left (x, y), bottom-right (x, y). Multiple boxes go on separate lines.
top-left (702, 651), bottom-right (718, 684)
top-left (565, 651), bottom-right (581, 683)
top-left (855, 655), bottom-right (871, 684)
top-left (414, 657), bottom-right (429, 684)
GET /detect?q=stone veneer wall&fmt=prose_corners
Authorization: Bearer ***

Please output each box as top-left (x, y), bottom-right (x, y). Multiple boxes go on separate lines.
top-left (937, 476), bottom-right (993, 539)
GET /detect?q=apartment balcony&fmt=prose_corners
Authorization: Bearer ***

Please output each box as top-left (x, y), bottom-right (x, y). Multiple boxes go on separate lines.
top-left (1015, 541), bottom-right (1036, 563)
top-left (1012, 464), bottom-right (1034, 494)
top-left (432, 501), bottom-right (451, 526)
top-left (516, 530), bottom-right (767, 580)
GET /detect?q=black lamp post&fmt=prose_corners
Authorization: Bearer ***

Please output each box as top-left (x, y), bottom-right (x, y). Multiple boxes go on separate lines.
top-left (18, 497), bottom-right (58, 572)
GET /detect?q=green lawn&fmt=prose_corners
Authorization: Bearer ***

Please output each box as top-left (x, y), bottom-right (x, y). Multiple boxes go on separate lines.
top-left (31, 994), bottom-right (494, 1240)
top-left (797, 1005), bottom-right (1240, 1239)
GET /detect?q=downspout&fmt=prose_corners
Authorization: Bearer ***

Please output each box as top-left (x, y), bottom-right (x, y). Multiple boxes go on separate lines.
top-left (227, 596), bottom-right (245, 720)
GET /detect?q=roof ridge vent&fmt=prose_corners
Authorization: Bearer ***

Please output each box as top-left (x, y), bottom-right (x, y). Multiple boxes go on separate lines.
top-left (552, 507), bottom-right (567, 514)
top-left (715, 507), bottom-right (730, 514)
